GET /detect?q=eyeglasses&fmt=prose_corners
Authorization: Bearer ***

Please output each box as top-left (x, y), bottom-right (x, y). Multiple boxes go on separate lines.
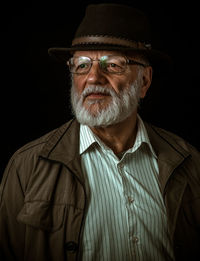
top-left (67, 55), bottom-right (148, 75)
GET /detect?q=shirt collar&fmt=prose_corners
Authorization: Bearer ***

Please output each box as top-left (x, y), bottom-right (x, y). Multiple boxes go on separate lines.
top-left (80, 124), bottom-right (97, 154)
top-left (79, 115), bottom-right (157, 158)
top-left (131, 115), bottom-right (157, 158)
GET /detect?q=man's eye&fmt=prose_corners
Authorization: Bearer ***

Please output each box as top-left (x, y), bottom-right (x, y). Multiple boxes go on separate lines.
top-left (105, 63), bottom-right (120, 69)
top-left (105, 62), bottom-right (123, 73)
top-left (76, 63), bottom-right (89, 72)
top-left (78, 63), bottom-right (87, 69)
top-left (106, 63), bottom-right (118, 67)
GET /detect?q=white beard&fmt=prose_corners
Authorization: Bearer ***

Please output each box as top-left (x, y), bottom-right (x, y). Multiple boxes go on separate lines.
top-left (70, 77), bottom-right (142, 127)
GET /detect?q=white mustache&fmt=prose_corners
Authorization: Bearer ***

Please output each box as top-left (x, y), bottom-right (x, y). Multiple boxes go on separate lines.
top-left (82, 85), bottom-right (117, 98)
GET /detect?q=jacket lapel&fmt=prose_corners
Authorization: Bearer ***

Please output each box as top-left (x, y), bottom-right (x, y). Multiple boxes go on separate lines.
top-left (145, 123), bottom-right (190, 194)
top-left (40, 119), bottom-right (84, 185)
top-left (145, 123), bottom-right (190, 238)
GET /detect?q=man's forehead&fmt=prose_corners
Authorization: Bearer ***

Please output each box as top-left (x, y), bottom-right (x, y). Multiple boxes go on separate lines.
top-left (73, 50), bottom-right (127, 57)
top-left (72, 50), bottom-right (146, 62)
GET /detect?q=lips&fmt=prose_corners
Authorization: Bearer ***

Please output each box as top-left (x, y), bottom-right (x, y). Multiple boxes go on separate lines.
top-left (85, 92), bottom-right (110, 99)
top-left (81, 86), bottom-right (113, 102)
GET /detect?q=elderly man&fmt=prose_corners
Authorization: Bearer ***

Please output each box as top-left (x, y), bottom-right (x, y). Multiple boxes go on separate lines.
top-left (0, 3), bottom-right (199, 261)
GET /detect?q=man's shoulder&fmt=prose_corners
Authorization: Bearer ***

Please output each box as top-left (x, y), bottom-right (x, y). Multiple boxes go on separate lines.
top-left (145, 122), bottom-right (200, 157)
top-left (1, 119), bottom-right (79, 194)
top-left (9, 119), bottom-right (77, 165)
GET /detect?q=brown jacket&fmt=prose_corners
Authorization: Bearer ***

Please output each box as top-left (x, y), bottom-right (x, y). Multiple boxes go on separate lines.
top-left (0, 119), bottom-right (200, 261)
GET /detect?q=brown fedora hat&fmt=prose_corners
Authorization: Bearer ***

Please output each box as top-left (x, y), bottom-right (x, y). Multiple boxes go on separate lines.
top-left (48, 3), bottom-right (172, 72)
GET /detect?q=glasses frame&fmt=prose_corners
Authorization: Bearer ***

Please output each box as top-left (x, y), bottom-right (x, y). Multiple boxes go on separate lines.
top-left (67, 55), bottom-right (148, 75)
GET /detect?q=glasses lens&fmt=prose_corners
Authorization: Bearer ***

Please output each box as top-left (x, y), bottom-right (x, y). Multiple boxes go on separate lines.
top-left (100, 56), bottom-right (126, 73)
top-left (69, 56), bottom-right (91, 74)
top-left (68, 56), bottom-right (127, 74)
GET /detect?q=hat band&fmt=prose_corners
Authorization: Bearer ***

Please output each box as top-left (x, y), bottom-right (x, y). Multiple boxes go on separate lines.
top-left (72, 36), bottom-right (151, 50)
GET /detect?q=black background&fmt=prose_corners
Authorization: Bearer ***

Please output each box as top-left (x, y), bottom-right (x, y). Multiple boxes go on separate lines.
top-left (1, 0), bottom-right (199, 179)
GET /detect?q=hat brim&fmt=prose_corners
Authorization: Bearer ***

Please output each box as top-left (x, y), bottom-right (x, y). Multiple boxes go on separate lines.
top-left (48, 44), bottom-right (173, 74)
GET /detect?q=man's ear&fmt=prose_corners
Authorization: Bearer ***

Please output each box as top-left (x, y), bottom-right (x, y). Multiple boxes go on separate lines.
top-left (140, 66), bottom-right (152, 98)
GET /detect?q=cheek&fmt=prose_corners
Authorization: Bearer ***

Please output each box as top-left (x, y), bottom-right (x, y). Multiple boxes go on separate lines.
top-left (114, 81), bottom-right (133, 94)
top-left (110, 71), bottom-right (138, 93)
top-left (108, 77), bottom-right (129, 94)
top-left (73, 76), bottom-right (85, 94)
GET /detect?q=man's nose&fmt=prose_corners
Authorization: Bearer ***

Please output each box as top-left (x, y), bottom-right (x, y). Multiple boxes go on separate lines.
top-left (86, 62), bottom-right (108, 85)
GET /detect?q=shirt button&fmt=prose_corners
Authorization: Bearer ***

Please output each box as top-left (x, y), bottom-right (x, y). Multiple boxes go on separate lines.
top-left (65, 241), bottom-right (78, 252)
top-left (133, 237), bottom-right (139, 243)
top-left (128, 196), bottom-right (134, 203)
top-left (118, 163), bottom-right (124, 170)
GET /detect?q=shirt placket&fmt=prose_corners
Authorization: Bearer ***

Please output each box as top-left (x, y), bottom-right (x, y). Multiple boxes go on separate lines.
top-left (117, 158), bottom-right (140, 259)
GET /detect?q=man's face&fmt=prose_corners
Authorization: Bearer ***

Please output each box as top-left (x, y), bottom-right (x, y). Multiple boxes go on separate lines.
top-left (70, 50), bottom-right (151, 127)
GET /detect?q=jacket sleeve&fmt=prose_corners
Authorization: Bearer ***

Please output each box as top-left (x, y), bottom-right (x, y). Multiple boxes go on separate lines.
top-left (0, 156), bottom-right (26, 261)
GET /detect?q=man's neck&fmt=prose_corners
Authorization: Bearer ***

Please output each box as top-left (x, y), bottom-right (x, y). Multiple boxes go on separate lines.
top-left (90, 112), bottom-right (138, 155)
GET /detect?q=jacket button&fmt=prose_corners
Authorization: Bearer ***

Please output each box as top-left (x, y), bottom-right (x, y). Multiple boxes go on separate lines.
top-left (174, 244), bottom-right (182, 249)
top-left (65, 241), bottom-right (78, 252)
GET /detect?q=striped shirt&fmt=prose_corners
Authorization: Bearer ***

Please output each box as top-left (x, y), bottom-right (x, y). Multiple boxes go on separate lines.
top-left (79, 116), bottom-right (174, 261)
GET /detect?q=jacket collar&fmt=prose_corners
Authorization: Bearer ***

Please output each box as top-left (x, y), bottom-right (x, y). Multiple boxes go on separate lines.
top-left (145, 123), bottom-right (190, 194)
top-left (40, 119), bottom-right (83, 184)
top-left (40, 119), bottom-right (190, 193)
